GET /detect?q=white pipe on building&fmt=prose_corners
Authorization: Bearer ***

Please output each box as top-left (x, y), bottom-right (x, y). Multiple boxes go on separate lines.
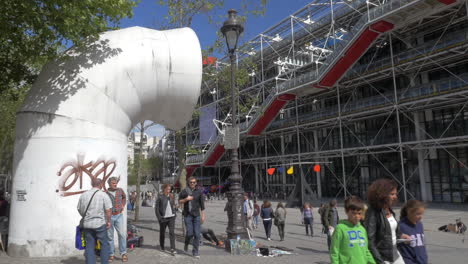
top-left (8, 26), bottom-right (202, 257)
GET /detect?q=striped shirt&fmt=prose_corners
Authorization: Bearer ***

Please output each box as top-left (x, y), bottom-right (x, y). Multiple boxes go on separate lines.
top-left (77, 188), bottom-right (112, 229)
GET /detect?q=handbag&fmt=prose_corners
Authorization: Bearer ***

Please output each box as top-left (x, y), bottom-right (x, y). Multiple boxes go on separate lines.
top-left (75, 190), bottom-right (99, 250)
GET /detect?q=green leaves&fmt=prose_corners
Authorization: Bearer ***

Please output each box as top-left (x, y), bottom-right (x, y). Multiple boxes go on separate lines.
top-left (0, 0), bottom-right (137, 93)
top-left (0, 0), bottom-right (137, 173)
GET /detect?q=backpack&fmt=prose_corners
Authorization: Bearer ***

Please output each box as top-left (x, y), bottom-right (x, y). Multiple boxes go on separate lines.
top-left (320, 206), bottom-right (328, 226)
top-left (253, 204), bottom-right (260, 216)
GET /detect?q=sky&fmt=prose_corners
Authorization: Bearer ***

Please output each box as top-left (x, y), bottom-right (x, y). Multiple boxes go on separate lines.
top-left (121, 0), bottom-right (313, 137)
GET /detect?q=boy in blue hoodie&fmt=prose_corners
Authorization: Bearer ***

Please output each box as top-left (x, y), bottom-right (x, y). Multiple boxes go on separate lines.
top-left (398, 200), bottom-right (428, 264)
top-left (330, 196), bottom-right (375, 264)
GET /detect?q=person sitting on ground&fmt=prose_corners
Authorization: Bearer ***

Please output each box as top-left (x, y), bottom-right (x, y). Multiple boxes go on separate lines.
top-left (201, 225), bottom-right (224, 247)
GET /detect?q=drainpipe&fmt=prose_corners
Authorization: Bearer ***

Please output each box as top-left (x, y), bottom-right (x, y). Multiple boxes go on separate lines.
top-left (9, 26), bottom-right (201, 257)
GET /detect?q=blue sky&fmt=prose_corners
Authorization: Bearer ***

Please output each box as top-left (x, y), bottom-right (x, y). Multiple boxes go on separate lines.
top-left (121, 0), bottom-right (312, 137)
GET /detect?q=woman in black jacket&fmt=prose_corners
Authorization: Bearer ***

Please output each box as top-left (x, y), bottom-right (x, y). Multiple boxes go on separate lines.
top-left (155, 184), bottom-right (177, 255)
top-left (260, 200), bottom-right (274, 241)
top-left (364, 179), bottom-right (411, 264)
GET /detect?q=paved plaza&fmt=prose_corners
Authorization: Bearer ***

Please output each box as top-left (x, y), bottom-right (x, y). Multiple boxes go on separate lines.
top-left (0, 199), bottom-right (467, 263)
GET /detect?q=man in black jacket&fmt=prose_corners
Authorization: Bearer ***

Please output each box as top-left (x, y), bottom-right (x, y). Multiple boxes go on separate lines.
top-left (179, 177), bottom-right (205, 258)
top-left (155, 184), bottom-right (177, 255)
top-left (323, 199), bottom-right (339, 250)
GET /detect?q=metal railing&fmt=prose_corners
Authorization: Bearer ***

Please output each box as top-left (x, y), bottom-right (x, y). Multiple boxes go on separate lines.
top-left (277, 0), bottom-right (425, 93)
top-left (187, 0), bottom-right (433, 165)
top-left (269, 73), bottom-right (468, 131)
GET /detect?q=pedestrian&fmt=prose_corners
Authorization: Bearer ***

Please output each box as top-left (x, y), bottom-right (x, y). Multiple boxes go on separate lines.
top-left (324, 199), bottom-right (340, 250)
top-left (302, 202), bottom-right (314, 236)
top-left (253, 199), bottom-right (260, 229)
top-left (130, 191), bottom-right (136, 211)
top-left (260, 200), bottom-right (274, 241)
top-left (77, 178), bottom-right (112, 264)
top-left (105, 177), bottom-right (128, 262)
top-left (330, 195), bottom-right (375, 264)
top-left (179, 176), bottom-right (205, 259)
top-left (364, 178), bottom-right (412, 264)
top-left (155, 184), bottom-right (177, 255)
top-left (275, 202), bottom-right (287, 241)
top-left (243, 193), bottom-right (254, 237)
top-left (319, 203), bottom-right (329, 234)
top-left (398, 200), bottom-right (428, 264)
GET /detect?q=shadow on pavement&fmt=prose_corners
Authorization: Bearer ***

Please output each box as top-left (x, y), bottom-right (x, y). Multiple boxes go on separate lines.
top-left (60, 256), bottom-right (83, 264)
top-left (296, 246), bottom-right (328, 254)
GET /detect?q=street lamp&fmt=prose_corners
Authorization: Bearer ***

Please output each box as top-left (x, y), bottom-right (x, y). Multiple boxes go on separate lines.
top-left (220, 9), bottom-right (248, 243)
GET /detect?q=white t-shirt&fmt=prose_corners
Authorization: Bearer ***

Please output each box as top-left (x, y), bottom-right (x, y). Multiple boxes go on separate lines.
top-left (386, 215), bottom-right (404, 264)
top-left (164, 198), bottom-right (174, 218)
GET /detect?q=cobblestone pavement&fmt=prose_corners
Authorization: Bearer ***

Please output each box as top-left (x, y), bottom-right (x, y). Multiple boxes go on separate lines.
top-left (1, 200), bottom-right (467, 263)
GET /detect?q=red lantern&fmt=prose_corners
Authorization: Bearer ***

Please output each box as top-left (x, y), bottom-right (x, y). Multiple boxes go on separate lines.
top-left (267, 168), bottom-right (276, 175)
top-left (313, 164), bottom-right (321, 173)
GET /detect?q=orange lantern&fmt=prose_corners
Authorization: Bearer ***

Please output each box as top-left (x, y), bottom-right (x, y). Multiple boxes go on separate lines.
top-left (313, 164), bottom-right (321, 173)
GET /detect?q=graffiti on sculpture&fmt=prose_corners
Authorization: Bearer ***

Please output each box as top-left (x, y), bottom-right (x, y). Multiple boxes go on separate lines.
top-left (56, 154), bottom-right (117, 197)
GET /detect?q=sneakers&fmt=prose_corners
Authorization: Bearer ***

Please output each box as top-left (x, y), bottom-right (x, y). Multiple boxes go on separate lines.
top-left (170, 249), bottom-right (177, 255)
top-left (193, 254), bottom-right (200, 259)
top-left (267, 237), bottom-right (271, 241)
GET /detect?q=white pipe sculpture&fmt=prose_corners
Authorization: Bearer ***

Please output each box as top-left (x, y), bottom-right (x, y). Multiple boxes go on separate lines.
top-left (8, 26), bottom-right (202, 257)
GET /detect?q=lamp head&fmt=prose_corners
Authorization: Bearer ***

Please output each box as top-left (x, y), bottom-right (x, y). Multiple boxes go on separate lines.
top-left (220, 9), bottom-right (244, 54)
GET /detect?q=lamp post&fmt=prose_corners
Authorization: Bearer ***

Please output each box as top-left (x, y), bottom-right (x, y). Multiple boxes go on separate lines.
top-left (220, 9), bottom-right (248, 243)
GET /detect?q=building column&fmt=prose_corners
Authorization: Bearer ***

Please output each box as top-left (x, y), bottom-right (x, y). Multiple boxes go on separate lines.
top-left (414, 111), bottom-right (432, 201)
top-left (313, 130), bottom-right (322, 199)
top-left (280, 134), bottom-right (286, 193)
top-left (359, 156), bottom-right (370, 199)
top-left (254, 141), bottom-right (259, 194)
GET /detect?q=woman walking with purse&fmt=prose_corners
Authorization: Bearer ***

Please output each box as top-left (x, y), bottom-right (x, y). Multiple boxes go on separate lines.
top-left (364, 179), bottom-right (412, 264)
top-left (274, 202), bottom-right (287, 241)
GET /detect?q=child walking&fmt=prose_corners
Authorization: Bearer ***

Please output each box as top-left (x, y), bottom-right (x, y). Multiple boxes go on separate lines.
top-left (302, 203), bottom-right (314, 236)
top-left (398, 200), bottom-right (428, 264)
top-left (330, 196), bottom-right (375, 264)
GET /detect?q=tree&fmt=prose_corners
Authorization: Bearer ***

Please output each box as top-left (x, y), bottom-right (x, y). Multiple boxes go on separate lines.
top-left (0, 0), bottom-right (137, 177)
top-left (0, 86), bottom-right (29, 174)
top-left (132, 121), bottom-right (158, 221)
top-left (0, 0), bottom-right (137, 93)
top-left (155, 0), bottom-right (269, 189)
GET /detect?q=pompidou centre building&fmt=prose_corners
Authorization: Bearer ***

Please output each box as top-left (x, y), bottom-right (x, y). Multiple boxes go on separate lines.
top-left (183, 0), bottom-right (468, 204)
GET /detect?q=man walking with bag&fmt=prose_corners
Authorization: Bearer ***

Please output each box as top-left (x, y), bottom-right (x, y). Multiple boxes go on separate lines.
top-left (243, 193), bottom-right (254, 237)
top-left (106, 177), bottom-right (128, 262)
top-left (179, 176), bottom-right (205, 259)
top-left (77, 178), bottom-right (112, 264)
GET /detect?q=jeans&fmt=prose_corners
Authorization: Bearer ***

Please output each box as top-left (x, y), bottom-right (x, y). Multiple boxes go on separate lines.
top-left (108, 214), bottom-right (126, 256)
top-left (253, 215), bottom-right (259, 228)
top-left (304, 217), bottom-right (313, 236)
top-left (184, 214), bottom-right (201, 256)
top-left (159, 217), bottom-right (175, 250)
top-left (84, 224), bottom-right (110, 264)
top-left (263, 220), bottom-right (272, 239)
top-left (277, 222), bottom-right (285, 240)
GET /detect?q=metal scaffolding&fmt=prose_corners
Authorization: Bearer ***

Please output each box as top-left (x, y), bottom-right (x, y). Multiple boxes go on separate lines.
top-left (183, 0), bottom-right (468, 204)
